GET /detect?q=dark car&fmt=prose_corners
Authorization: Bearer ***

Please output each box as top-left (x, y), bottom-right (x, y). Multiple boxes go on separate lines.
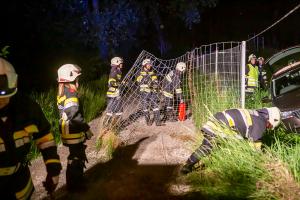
top-left (270, 61), bottom-right (300, 132)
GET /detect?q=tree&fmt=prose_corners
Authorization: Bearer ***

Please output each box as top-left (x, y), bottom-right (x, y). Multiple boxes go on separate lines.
top-left (21, 0), bottom-right (218, 58)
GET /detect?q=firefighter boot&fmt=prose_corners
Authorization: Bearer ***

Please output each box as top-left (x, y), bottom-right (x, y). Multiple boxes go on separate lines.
top-left (154, 110), bottom-right (164, 126)
top-left (144, 112), bottom-right (153, 126)
top-left (167, 109), bottom-right (177, 122)
top-left (66, 144), bottom-right (87, 192)
top-left (180, 163), bottom-right (194, 175)
top-left (66, 158), bottom-right (86, 192)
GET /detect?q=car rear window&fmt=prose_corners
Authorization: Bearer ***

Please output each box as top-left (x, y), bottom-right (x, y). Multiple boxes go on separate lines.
top-left (273, 68), bottom-right (300, 96)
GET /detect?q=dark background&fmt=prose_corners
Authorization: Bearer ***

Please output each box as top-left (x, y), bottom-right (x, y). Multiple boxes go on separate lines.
top-left (0, 0), bottom-right (299, 91)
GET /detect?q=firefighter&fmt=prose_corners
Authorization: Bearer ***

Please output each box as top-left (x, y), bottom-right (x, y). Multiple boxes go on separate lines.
top-left (180, 107), bottom-right (281, 174)
top-left (257, 57), bottom-right (267, 89)
top-left (245, 54), bottom-right (259, 94)
top-left (137, 58), bottom-right (163, 126)
top-left (57, 64), bottom-right (94, 191)
top-left (162, 62), bottom-right (186, 122)
top-left (106, 57), bottom-right (124, 124)
top-left (0, 58), bottom-right (62, 199)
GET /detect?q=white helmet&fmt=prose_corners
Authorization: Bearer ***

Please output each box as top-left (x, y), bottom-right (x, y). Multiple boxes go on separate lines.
top-left (111, 57), bottom-right (123, 66)
top-left (142, 58), bottom-right (151, 66)
top-left (266, 107), bottom-right (281, 129)
top-left (248, 54), bottom-right (257, 62)
top-left (176, 62), bottom-right (186, 72)
top-left (57, 64), bottom-right (81, 83)
top-left (257, 57), bottom-right (264, 61)
top-left (0, 58), bottom-right (18, 98)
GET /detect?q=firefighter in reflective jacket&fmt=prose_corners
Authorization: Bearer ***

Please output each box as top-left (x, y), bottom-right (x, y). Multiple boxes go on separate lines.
top-left (162, 62), bottom-right (186, 121)
top-left (0, 58), bottom-right (62, 199)
top-left (57, 64), bottom-right (94, 191)
top-left (137, 59), bottom-right (163, 126)
top-left (245, 54), bottom-right (259, 94)
top-left (106, 57), bottom-right (124, 123)
top-left (181, 107), bottom-right (281, 174)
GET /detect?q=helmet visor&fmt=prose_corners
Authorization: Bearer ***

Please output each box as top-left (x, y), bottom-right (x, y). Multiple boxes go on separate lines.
top-left (0, 75), bottom-right (17, 96)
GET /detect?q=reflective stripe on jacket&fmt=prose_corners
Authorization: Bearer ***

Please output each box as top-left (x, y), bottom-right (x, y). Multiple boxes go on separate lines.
top-left (202, 108), bottom-right (268, 142)
top-left (136, 70), bottom-right (158, 93)
top-left (246, 64), bottom-right (259, 91)
top-left (57, 87), bottom-right (90, 145)
top-left (0, 94), bottom-right (61, 177)
top-left (107, 66), bottom-right (122, 98)
top-left (162, 70), bottom-right (183, 99)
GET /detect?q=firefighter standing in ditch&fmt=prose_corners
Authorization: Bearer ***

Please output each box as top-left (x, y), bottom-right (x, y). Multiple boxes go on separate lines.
top-left (137, 58), bottom-right (163, 126)
top-left (0, 58), bottom-right (62, 199)
top-left (105, 57), bottom-right (124, 125)
top-left (57, 64), bottom-right (94, 191)
top-left (245, 54), bottom-right (259, 94)
top-left (162, 62), bottom-right (186, 122)
top-left (180, 107), bottom-right (281, 174)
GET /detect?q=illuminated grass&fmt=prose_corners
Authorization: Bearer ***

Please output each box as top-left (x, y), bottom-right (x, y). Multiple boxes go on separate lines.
top-left (187, 89), bottom-right (300, 199)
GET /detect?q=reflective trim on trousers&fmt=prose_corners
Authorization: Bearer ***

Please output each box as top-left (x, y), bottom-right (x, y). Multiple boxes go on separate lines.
top-left (15, 175), bottom-right (34, 200)
top-left (0, 163), bottom-right (21, 176)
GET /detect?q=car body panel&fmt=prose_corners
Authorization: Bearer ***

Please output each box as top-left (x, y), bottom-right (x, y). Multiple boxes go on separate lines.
top-left (270, 61), bottom-right (300, 132)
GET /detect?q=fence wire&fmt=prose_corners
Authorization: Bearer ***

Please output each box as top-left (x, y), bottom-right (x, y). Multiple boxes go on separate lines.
top-left (100, 41), bottom-right (244, 133)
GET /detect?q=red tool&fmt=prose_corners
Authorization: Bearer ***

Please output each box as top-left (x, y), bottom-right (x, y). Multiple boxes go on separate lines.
top-left (178, 102), bottom-right (186, 121)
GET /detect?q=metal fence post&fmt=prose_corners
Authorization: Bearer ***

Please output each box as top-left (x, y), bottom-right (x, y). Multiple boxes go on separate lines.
top-left (241, 41), bottom-right (246, 108)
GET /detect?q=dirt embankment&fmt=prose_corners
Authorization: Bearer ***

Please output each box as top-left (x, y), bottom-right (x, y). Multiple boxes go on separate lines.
top-left (31, 118), bottom-right (201, 200)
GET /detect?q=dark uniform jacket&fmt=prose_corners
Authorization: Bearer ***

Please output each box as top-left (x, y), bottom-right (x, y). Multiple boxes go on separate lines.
top-left (57, 87), bottom-right (89, 145)
top-left (136, 69), bottom-right (158, 93)
top-left (0, 94), bottom-right (61, 199)
top-left (202, 108), bottom-right (268, 142)
top-left (107, 66), bottom-right (122, 98)
top-left (162, 70), bottom-right (183, 99)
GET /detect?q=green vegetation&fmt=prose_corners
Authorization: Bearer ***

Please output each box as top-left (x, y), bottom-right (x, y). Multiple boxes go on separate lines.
top-left (187, 89), bottom-right (300, 199)
top-left (0, 46), bottom-right (10, 58)
top-left (187, 74), bottom-right (240, 127)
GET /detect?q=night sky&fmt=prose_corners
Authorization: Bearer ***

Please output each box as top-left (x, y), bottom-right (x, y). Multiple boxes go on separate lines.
top-left (0, 0), bottom-right (299, 91)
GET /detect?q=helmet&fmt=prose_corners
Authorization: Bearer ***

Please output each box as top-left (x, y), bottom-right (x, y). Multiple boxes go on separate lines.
top-left (176, 62), bottom-right (186, 72)
top-left (142, 59), bottom-right (151, 66)
top-left (0, 58), bottom-right (18, 98)
top-left (257, 57), bottom-right (264, 61)
top-left (266, 107), bottom-right (281, 129)
top-left (111, 57), bottom-right (123, 66)
top-left (57, 64), bottom-right (81, 83)
top-left (248, 54), bottom-right (257, 62)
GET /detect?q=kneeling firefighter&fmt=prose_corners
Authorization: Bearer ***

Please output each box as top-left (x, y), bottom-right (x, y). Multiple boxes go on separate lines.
top-left (57, 64), bottom-right (94, 191)
top-left (162, 62), bottom-right (186, 122)
top-left (181, 107), bottom-right (281, 174)
top-left (0, 58), bottom-right (62, 199)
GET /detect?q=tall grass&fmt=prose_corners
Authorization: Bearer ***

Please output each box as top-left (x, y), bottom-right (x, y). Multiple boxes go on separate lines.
top-left (78, 76), bottom-right (108, 122)
top-left (187, 89), bottom-right (300, 199)
top-left (189, 74), bottom-right (241, 128)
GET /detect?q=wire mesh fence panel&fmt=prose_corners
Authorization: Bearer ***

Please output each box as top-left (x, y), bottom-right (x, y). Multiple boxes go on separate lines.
top-left (99, 41), bottom-right (244, 134)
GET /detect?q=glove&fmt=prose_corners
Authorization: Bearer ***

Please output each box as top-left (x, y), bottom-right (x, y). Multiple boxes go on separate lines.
top-left (43, 174), bottom-right (59, 194)
top-left (86, 130), bottom-right (94, 140)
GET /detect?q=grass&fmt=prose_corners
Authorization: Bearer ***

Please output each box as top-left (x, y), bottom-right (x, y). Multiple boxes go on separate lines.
top-left (187, 74), bottom-right (241, 127)
top-left (28, 76), bottom-right (108, 160)
top-left (187, 89), bottom-right (300, 199)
